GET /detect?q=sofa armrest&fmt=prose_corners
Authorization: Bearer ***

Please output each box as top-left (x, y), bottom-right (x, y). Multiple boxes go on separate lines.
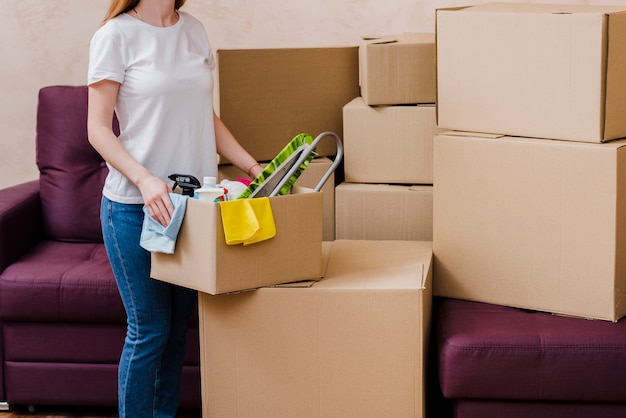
top-left (0, 180), bottom-right (41, 273)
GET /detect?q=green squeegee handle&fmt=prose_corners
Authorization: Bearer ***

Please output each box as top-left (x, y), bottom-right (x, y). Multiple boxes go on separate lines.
top-left (269, 131), bottom-right (343, 196)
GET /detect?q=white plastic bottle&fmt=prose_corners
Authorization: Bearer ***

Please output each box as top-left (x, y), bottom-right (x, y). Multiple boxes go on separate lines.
top-left (194, 176), bottom-right (226, 202)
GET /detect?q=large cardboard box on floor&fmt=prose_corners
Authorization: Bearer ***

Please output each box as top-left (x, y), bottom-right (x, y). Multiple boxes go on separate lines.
top-left (436, 3), bottom-right (626, 143)
top-left (198, 239), bottom-right (433, 418)
top-left (359, 33), bottom-right (436, 105)
top-left (343, 97), bottom-right (441, 184)
top-left (218, 157), bottom-right (336, 241)
top-left (433, 132), bottom-right (626, 321)
top-left (151, 187), bottom-right (323, 295)
top-left (335, 182), bottom-right (432, 241)
top-left (217, 47), bottom-right (360, 163)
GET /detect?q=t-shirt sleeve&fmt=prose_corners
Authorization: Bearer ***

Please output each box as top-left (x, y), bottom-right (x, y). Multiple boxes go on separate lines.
top-left (207, 47), bottom-right (216, 71)
top-left (207, 49), bottom-right (217, 71)
top-left (189, 14), bottom-right (216, 71)
top-left (87, 27), bottom-right (126, 86)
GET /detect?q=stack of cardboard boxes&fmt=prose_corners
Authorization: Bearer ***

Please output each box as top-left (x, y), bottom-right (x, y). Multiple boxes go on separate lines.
top-left (337, 33), bottom-right (443, 241)
top-left (151, 46), bottom-right (435, 417)
top-left (152, 4), bottom-right (626, 416)
top-left (433, 3), bottom-right (626, 322)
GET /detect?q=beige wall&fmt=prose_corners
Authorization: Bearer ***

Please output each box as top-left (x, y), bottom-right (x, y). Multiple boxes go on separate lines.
top-left (0, 0), bottom-right (615, 188)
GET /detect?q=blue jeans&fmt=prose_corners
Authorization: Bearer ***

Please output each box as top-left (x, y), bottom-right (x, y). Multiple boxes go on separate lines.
top-left (101, 197), bottom-right (197, 418)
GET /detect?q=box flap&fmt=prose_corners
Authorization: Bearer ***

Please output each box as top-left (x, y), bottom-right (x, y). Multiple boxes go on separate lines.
top-left (440, 130), bottom-right (504, 139)
top-left (362, 32), bottom-right (434, 46)
top-left (437, 133), bottom-right (626, 150)
top-left (408, 185), bottom-right (434, 192)
top-left (464, 3), bottom-right (626, 14)
top-left (361, 35), bottom-right (398, 45)
top-left (217, 47), bottom-right (359, 162)
top-left (604, 11), bottom-right (626, 139)
top-left (312, 240), bottom-right (432, 290)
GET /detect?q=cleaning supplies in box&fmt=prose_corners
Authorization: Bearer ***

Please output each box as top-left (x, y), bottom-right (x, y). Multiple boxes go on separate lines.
top-left (237, 133), bottom-right (316, 199)
top-left (195, 176), bottom-right (227, 202)
top-left (238, 132), bottom-right (343, 198)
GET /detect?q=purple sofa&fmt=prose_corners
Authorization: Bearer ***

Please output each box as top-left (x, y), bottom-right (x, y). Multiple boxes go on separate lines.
top-left (0, 85), bottom-right (201, 410)
top-left (436, 297), bottom-right (626, 418)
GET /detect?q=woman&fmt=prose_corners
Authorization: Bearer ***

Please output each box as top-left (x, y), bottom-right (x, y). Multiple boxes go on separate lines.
top-left (87, 1), bottom-right (263, 416)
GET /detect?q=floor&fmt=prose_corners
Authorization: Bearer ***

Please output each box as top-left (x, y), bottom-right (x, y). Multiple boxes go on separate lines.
top-left (0, 405), bottom-right (201, 417)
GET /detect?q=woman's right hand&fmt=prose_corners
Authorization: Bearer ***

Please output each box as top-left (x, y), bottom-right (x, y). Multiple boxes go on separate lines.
top-left (138, 175), bottom-right (174, 227)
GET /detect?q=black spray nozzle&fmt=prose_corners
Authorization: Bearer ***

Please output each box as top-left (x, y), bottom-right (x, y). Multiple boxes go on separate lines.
top-left (168, 173), bottom-right (201, 197)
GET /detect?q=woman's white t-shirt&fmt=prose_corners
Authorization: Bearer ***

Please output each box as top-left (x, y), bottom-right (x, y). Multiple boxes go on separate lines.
top-left (88, 11), bottom-right (218, 204)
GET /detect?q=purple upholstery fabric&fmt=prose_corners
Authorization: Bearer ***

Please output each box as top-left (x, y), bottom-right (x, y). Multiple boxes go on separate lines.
top-left (4, 362), bottom-right (200, 408)
top-left (2, 322), bottom-right (199, 365)
top-left (4, 323), bottom-right (125, 363)
top-left (0, 180), bottom-right (40, 272)
top-left (454, 399), bottom-right (626, 418)
top-left (36, 85), bottom-right (118, 243)
top-left (0, 240), bottom-right (123, 322)
top-left (437, 298), bottom-right (626, 402)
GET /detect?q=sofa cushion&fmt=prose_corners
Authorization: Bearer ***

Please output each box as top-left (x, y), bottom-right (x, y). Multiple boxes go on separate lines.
top-left (2, 322), bottom-right (200, 365)
top-left (0, 241), bottom-right (125, 322)
top-left (3, 361), bottom-right (201, 408)
top-left (437, 298), bottom-right (626, 402)
top-left (36, 85), bottom-right (117, 243)
top-left (453, 399), bottom-right (626, 418)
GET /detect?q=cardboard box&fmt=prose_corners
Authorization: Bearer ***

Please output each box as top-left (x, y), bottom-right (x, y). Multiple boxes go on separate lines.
top-left (151, 187), bottom-right (323, 295)
top-left (436, 3), bottom-right (626, 142)
top-left (359, 33), bottom-right (436, 105)
top-left (433, 132), bottom-right (626, 321)
top-left (218, 157), bottom-right (336, 241)
top-left (343, 97), bottom-right (441, 184)
top-left (198, 239), bottom-right (433, 418)
top-left (217, 47), bottom-right (360, 163)
top-left (335, 182), bottom-right (432, 241)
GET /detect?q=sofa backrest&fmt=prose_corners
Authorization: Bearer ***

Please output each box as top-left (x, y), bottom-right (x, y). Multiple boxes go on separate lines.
top-left (36, 85), bottom-right (118, 243)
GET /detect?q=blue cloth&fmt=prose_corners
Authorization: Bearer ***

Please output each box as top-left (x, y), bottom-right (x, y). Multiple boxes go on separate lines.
top-left (139, 193), bottom-right (189, 254)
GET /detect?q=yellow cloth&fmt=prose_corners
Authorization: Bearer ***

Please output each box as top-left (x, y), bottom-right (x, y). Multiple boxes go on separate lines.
top-left (219, 197), bottom-right (276, 245)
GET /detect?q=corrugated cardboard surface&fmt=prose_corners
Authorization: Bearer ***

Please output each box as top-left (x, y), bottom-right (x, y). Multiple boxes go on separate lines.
top-left (335, 182), bottom-right (433, 241)
top-left (359, 33), bottom-right (436, 105)
top-left (151, 187), bottom-right (323, 295)
top-left (198, 240), bottom-right (432, 418)
top-left (218, 157), bottom-right (336, 241)
top-left (343, 97), bottom-right (441, 184)
top-left (436, 3), bottom-right (626, 142)
top-left (217, 47), bottom-right (360, 163)
top-left (433, 133), bottom-right (626, 321)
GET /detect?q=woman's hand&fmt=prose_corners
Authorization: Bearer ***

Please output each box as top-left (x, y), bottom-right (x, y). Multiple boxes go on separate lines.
top-left (248, 163), bottom-right (263, 179)
top-left (138, 175), bottom-right (174, 227)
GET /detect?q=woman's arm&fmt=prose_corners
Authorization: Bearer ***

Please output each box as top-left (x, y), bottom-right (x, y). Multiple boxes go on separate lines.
top-left (213, 112), bottom-right (263, 179)
top-left (87, 80), bottom-right (174, 226)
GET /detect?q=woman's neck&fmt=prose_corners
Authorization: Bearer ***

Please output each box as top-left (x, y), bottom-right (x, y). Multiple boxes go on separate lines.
top-left (132, 1), bottom-right (179, 27)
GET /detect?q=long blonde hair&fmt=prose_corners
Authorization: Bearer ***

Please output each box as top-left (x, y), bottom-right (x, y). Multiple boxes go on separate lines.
top-left (101, 0), bottom-right (186, 25)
